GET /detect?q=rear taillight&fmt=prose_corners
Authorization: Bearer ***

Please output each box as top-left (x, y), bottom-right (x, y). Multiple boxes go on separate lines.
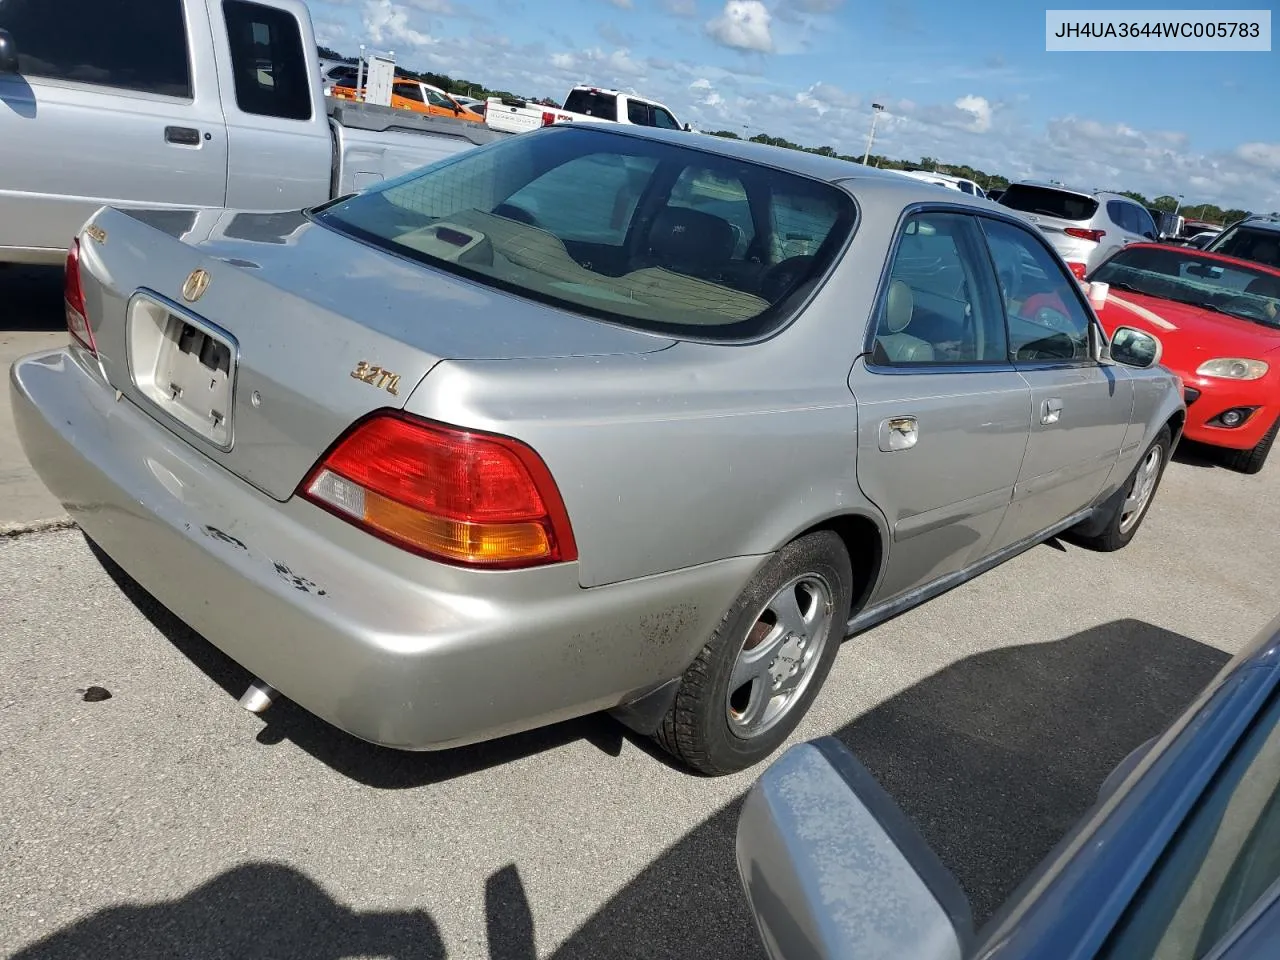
top-left (300, 412), bottom-right (578, 569)
top-left (1065, 227), bottom-right (1105, 243)
top-left (541, 111), bottom-right (556, 126)
top-left (64, 238), bottom-right (96, 356)
top-left (1066, 261), bottom-right (1089, 281)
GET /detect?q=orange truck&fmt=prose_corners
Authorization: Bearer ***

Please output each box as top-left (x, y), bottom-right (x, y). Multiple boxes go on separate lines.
top-left (331, 78), bottom-right (484, 124)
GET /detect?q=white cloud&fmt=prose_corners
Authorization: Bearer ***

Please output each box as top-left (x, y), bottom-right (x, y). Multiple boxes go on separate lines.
top-left (363, 0), bottom-right (435, 48)
top-left (706, 0), bottom-right (773, 52)
top-left (1237, 143), bottom-right (1280, 173)
top-left (953, 94), bottom-right (992, 134)
top-left (664, 0), bottom-right (698, 16)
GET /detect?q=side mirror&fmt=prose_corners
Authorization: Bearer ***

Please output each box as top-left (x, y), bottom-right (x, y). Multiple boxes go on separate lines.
top-left (0, 29), bottom-right (18, 74)
top-left (683, 122), bottom-right (692, 132)
top-left (1106, 325), bottom-right (1163, 369)
top-left (736, 739), bottom-right (974, 960)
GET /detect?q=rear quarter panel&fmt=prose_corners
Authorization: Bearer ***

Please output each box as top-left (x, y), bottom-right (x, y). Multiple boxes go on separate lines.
top-left (402, 195), bottom-right (907, 589)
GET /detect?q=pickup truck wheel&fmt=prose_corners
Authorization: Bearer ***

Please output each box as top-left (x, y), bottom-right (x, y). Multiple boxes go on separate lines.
top-left (1223, 417), bottom-right (1278, 475)
top-left (1069, 426), bottom-right (1171, 553)
top-left (654, 531), bottom-right (852, 776)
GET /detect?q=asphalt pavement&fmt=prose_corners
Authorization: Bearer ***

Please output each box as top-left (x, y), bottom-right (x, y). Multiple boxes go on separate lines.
top-left (3, 267), bottom-right (1280, 958)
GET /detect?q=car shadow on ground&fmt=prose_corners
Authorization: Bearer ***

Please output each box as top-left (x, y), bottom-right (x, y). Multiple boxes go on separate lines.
top-left (13, 609), bottom-right (1230, 959)
top-left (1173, 438), bottom-right (1234, 470)
top-left (0, 266), bottom-right (64, 332)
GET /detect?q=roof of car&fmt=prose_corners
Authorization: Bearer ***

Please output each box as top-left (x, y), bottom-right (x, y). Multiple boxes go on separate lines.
top-left (570, 124), bottom-right (990, 200)
top-left (1230, 215), bottom-right (1280, 233)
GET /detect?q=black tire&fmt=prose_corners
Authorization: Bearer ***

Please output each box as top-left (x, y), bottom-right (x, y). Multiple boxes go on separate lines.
top-left (1069, 426), bottom-right (1171, 552)
top-left (1223, 417), bottom-right (1278, 475)
top-left (654, 531), bottom-right (853, 776)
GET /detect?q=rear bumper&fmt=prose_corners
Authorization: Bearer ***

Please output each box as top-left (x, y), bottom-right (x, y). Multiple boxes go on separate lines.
top-left (1179, 376), bottom-right (1274, 451)
top-left (11, 348), bottom-right (756, 750)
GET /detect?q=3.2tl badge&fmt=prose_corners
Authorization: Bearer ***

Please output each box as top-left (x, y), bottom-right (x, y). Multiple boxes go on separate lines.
top-left (181, 268), bottom-right (211, 303)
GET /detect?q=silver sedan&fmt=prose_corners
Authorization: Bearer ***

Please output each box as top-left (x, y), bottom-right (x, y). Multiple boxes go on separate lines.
top-left (11, 124), bottom-right (1184, 775)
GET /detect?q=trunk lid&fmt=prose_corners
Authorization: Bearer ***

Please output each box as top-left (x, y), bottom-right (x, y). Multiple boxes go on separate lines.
top-left (77, 206), bottom-right (675, 502)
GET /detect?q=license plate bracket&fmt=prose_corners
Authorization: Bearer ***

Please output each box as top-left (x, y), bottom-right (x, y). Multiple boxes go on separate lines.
top-left (127, 293), bottom-right (238, 450)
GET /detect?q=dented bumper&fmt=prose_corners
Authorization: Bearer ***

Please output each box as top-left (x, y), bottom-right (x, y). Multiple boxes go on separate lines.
top-left (10, 347), bottom-right (752, 750)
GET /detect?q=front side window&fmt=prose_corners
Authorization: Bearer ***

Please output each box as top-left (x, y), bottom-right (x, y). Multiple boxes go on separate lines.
top-left (425, 88), bottom-right (456, 110)
top-left (871, 212), bottom-right (1007, 365)
top-left (0, 0), bottom-right (191, 97)
top-left (981, 217), bottom-right (1094, 362)
top-left (652, 107), bottom-right (681, 130)
top-left (1098, 692), bottom-right (1280, 960)
top-left (223, 0), bottom-right (311, 121)
top-left (312, 125), bottom-right (857, 340)
top-left (1090, 246), bottom-right (1280, 328)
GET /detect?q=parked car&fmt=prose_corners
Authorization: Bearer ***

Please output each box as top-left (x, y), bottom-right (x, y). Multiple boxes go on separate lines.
top-left (1079, 243), bottom-right (1280, 472)
top-left (11, 124), bottom-right (1182, 775)
top-left (0, 0), bottom-right (504, 266)
top-left (330, 77), bottom-right (484, 123)
top-left (485, 85), bottom-right (688, 135)
top-left (997, 181), bottom-right (1160, 279)
top-left (1206, 215), bottom-right (1280, 270)
top-left (895, 169), bottom-right (988, 198)
top-left (735, 609), bottom-right (1280, 960)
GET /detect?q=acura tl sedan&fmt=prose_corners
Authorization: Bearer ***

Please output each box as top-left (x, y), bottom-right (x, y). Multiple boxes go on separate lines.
top-left (12, 124), bottom-right (1183, 775)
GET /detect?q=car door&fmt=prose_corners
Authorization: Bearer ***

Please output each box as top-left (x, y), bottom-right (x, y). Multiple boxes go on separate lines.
top-left (212, 0), bottom-right (332, 212)
top-left (978, 215), bottom-right (1132, 547)
top-left (0, 0), bottom-right (229, 259)
top-left (850, 210), bottom-right (1032, 603)
top-left (1091, 688), bottom-right (1280, 960)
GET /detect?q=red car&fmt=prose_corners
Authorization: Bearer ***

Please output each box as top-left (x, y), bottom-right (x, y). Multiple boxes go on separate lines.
top-left (1080, 244), bottom-right (1280, 473)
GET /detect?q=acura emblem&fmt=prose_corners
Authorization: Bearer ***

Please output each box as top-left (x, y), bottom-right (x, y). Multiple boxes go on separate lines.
top-left (181, 268), bottom-right (211, 303)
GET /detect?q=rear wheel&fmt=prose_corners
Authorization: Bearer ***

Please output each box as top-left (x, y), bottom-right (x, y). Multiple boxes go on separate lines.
top-left (1223, 418), bottom-right (1278, 475)
top-left (654, 531), bottom-right (852, 776)
top-left (1069, 426), bottom-right (1170, 552)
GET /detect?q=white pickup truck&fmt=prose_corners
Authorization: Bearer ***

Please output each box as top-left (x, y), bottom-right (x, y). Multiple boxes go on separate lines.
top-left (485, 85), bottom-right (688, 135)
top-left (0, 0), bottom-right (506, 266)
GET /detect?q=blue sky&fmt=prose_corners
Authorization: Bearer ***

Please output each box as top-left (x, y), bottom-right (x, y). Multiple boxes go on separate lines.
top-left (310, 0), bottom-right (1280, 210)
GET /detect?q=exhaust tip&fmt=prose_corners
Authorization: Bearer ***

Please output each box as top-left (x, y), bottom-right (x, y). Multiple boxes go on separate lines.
top-left (239, 679), bottom-right (279, 714)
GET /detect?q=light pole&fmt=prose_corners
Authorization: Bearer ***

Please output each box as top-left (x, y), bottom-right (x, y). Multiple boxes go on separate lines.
top-left (1173, 193), bottom-right (1184, 216)
top-left (862, 103), bottom-right (884, 166)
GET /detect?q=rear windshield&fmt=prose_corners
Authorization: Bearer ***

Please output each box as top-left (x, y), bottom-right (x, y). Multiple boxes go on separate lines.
top-left (313, 125), bottom-right (857, 340)
top-left (562, 90), bottom-right (618, 120)
top-left (1209, 226), bottom-right (1280, 269)
top-left (999, 184), bottom-right (1099, 222)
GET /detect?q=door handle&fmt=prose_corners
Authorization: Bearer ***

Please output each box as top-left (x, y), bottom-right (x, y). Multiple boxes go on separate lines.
top-left (878, 415), bottom-right (919, 452)
top-left (165, 125), bottom-right (201, 146)
top-left (1041, 398), bottom-right (1063, 425)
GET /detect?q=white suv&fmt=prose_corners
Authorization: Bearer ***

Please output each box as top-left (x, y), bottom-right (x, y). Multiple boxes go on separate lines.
top-left (996, 181), bottom-right (1159, 278)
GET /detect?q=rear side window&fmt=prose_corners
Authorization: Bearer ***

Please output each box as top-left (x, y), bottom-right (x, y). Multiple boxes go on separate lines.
top-left (562, 89), bottom-right (618, 120)
top-left (395, 82), bottom-right (424, 103)
top-left (999, 185), bottom-right (1099, 223)
top-left (1107, 200), bottom-right (1134, 232)
top-left (0, 0), bottom-right (191, 97)
top-left (223, 0), bottom-right (312, 121)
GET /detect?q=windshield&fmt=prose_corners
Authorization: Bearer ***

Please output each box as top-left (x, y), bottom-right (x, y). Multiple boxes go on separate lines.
top-left (1089, 246), bottom-right (1280, 328)
top-left (1208, 225), bottom-right (1280, 269)
top-left (313, 125), bottom-right (858, 340)
top-left (998, 184), bottom-right (1099, 222)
